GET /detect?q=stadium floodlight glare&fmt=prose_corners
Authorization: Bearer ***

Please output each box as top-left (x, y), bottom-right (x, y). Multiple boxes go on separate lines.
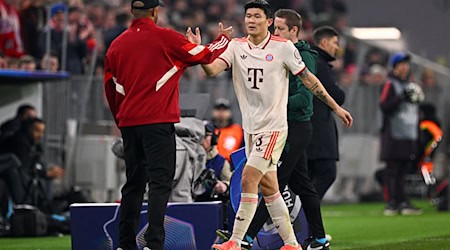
top-left (349, 27), bottom-right (401, 40)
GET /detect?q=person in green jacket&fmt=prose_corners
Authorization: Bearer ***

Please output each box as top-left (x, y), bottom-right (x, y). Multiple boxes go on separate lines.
top-left (217, 9), bottom-right (330, 250)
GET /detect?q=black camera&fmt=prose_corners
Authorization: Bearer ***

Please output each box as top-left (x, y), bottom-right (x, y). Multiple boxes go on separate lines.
top-left (194, 168), bottom-right (218, 191)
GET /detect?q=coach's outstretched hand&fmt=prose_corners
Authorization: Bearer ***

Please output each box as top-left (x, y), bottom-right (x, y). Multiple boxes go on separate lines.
top-left (186, 22), bottom-right (233, 45)
top-left (186, 26), bottom-right (201, 45)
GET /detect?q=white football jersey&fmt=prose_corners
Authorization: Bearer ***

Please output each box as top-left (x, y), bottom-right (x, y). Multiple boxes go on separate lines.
top-left (219, 33), bottom-right (306, 134)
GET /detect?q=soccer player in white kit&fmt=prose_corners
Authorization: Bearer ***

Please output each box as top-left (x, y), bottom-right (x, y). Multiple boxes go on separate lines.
top-left (187, 1), bottom-right (352, 249)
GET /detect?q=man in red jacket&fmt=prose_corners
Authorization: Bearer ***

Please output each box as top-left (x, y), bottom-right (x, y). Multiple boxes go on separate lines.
top-left (104, 1), bottom-right (232, 249)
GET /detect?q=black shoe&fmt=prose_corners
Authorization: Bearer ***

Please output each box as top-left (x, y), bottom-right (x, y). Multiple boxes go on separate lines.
top-left (399, 202), bottom-right (423, 215)
top-left (305, 239), bottom-right (330, 250)
top-left (216, 229), bottom-right (253, 249)
top-left (302, 237), bottom-right (313, 250)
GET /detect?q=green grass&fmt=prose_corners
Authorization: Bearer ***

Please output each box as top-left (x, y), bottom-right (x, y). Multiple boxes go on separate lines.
top-left (321, 201), bottom-right (450, 249)
top-left (0, 235), bottom-right (70, 250)
top-left (0, 201), bottom-right (449, 249)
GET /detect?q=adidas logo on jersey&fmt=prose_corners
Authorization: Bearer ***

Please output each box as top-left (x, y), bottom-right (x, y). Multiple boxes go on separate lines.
top-left (240, 54), bottom-right (247, 59)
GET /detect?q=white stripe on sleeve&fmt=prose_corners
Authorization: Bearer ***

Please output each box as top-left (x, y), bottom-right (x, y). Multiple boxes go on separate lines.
top-left (113, 77), bottom-right (125, 95)
top-left (188, 45), bottom-right (206, 56)
top-left (156, 66), bottom-right (179, 91)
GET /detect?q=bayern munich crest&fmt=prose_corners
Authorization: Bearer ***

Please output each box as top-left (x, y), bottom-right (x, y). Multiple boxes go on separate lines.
top-left (265, 54), bottom-right (274, 61)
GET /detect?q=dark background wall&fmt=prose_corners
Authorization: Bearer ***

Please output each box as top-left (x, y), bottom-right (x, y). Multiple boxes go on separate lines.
top-left (342, 0), bottom-right (450, 63)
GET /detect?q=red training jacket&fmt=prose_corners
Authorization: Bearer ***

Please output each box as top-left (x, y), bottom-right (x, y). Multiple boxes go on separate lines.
top-left (104, 18), bottom-right (229, 127)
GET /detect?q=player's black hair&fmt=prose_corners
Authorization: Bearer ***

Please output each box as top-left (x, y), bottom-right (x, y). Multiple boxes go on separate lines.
top-left (244, 0), bottom-right (273, 19)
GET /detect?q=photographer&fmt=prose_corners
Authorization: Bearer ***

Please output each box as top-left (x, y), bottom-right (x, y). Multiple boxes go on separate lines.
top-left (195, 122), bottom-right (231, 202)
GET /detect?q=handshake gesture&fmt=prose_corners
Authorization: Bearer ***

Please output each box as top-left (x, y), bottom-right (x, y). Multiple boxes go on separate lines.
top-left (186, 22), bottom-right (233, 45)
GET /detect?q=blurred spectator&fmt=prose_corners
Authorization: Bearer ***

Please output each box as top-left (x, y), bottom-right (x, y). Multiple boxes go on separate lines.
top-left (338, 63), bottom-right (356, 88)
top-left (68, 6), bottom-right (95, 43)
top-left (420, 68), bottom-right (442, 105)
top-left (365, 48), bottom-right (387, 66)
top-left (195, 122), bottom-right (231, 202)
top-left (19, 0), bottom-right (46, 59)
top-left (211, 98), bottom-right (243, 163)
top-left (0, 104), bottom-right (36, 140)
top-left (38, 2), bottom-right (87, 74)
top-left (104, 12), bottom-right (131, 50)
top-left (18, 54), bottom-right (36, 71)
top-left (379, 52), bottom-right (423, 216)
top-left (5, 56), bottom-right (19, 69)
top-left (39, 53), bottom-right (59, 72)
top-left (0, 0), bottom-right (25, 58)
top-left (68, 0), bottom-right (84, 9)
top-left (85, 2), bottom-right (106, 29)
top-left (366, 64), bottom-right (387, 86)
top-left (103, 9), bottom-right (117, 31)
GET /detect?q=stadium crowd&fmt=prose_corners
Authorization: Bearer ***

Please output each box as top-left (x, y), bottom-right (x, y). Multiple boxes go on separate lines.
top-left (2, 0), bottom-right (443, 104)
top-left (0, 0), bottom-right (353, 75)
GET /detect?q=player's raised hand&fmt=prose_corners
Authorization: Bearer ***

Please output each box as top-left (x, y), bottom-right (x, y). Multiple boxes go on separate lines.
top-left (335, 107), bottom-right (353, 128)
top-left (186, 26), bottom-right (202, 45)
top-left (218, 22), bottom-right (233, 39)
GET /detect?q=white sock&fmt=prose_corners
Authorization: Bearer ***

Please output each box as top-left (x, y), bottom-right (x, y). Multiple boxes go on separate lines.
top-left (264, 192), bottom-right (298, 246)
top-left (230, 193), bottom-right (259, 245)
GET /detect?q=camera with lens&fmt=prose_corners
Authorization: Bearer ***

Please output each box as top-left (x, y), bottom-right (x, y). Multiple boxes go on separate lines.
top-left (194, 168), bottom-right (218, 191)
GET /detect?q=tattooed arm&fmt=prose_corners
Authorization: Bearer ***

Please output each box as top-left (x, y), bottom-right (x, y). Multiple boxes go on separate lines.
top-left (297, 68), bottom-right (353, 127)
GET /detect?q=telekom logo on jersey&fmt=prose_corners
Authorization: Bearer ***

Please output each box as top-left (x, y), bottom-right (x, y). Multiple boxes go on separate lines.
top-left (247, 68), bottom-right (263, 89)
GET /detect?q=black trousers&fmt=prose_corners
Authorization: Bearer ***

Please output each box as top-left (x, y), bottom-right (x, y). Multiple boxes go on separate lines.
top-left (384, 160), bottom-right (411, 205)
top-left (247, 121), bottom-right (326, 240)
top-left (0, 154), bottom-right (25, 204)
top-left (307, 159), bottom-right (337, 200)
top-left (119, 123), bottom-right (175, 250)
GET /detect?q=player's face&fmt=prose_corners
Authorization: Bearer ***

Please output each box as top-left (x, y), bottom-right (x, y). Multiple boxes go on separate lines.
top-left (245, 8), bottom-right (272, 37)
top-left (322, 35), bottom-right (339, 57)
top-left (274, 17), bottom-right (296, 41)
